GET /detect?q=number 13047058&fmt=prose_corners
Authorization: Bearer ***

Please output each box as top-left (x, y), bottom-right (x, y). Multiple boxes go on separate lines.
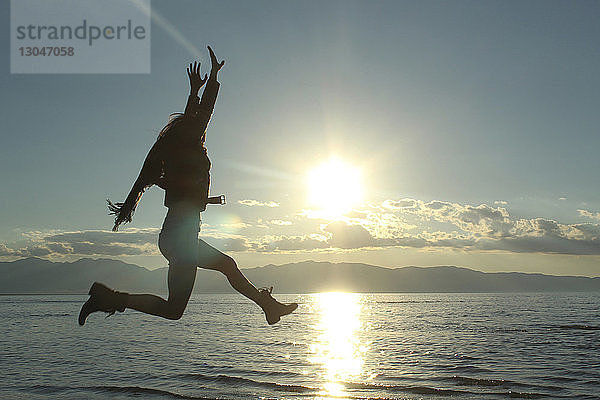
top-left (18, 46), bottom-right (74, 56)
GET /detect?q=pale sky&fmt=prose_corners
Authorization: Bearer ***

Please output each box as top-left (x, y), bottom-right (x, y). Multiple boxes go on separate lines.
top-left (2, 0), bottom-right (600, 276)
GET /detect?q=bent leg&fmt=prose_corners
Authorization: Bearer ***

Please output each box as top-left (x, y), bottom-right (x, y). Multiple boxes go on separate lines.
top-left (125, 265), bottom-right (196, 320)
top-left (196, 239), bottom-right (298, 324)
top-left (196, 239), bottom-right (262, 305)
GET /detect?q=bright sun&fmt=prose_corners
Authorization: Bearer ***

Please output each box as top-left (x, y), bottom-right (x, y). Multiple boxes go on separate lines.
top-left (307, 157), bottom-right (363, 217)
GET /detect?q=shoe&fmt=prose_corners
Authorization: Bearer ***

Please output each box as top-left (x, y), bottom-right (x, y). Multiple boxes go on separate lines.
top-left (259, 287), bottom-right (298, 325)
top-left (78, 282), bottom-right (128, 326)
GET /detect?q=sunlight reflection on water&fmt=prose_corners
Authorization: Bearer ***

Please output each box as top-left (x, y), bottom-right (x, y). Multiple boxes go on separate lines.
top-left (308, 292), bottom-right (368, 398)
top-left (2, 294), bottom-right (600, 399)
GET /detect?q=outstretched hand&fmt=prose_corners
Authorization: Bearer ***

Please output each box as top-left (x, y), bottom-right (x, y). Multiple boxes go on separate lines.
top-left (187, 61), bottom-right (207, 95)
top-left (208, 46), bottom-right (225, 77)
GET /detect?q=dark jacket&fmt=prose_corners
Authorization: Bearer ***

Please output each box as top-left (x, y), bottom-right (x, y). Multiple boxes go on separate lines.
top-left (162, 78), bottom-right (220, 210)
top-left (108, 77), bottom-right (220, 231)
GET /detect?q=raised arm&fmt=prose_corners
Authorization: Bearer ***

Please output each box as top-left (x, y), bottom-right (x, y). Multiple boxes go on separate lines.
top-left (200, 46), bottom-right (224, 110)
top-left (184, 60), bottom-right (207, 116)
top-left (185, 46), bottom-right (224, 141)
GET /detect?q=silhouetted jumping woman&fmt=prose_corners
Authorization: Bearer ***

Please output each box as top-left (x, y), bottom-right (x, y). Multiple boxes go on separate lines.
top-left (79, 46), bottom-right (297, 326)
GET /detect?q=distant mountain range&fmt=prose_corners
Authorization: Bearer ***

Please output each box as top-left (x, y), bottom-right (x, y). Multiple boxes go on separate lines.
top-left (1, 257), bottom-right (599, 294)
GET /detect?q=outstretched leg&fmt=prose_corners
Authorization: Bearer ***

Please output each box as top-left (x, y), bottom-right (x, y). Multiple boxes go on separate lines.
top-left (196, 238), bottom-right (297, 324)
top-left (78, 265), bottom-right (196, 325)
top-left (125, 264), bottom-right (196, 320)
top-left (197, 238), bottom-right (262, 302)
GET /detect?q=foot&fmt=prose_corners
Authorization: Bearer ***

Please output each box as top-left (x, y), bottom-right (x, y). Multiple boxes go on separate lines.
top-left (78, 282), bottom-right (127, 326)
top-left (259, 287), bottom-right (298, 325)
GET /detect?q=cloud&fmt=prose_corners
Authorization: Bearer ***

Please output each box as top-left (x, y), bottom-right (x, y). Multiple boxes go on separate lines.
top-left (382, 199), bottom-right (417, 210)
top-left (395, 200), bottom-right (512, 238)
top-left (268, 219), bottom-right (293, 226)
top-left (578, 209), bottom-right (600, 222)
top-left (40, 229), bottom-right (158, 245)
top-left (373, 198), bottom-right (600, 255)
top-left (254, 234), bottom-right (329, 252)
top-left (4, 198), bottom-right (600, 259)
top-left (203, 237), bottom-right (249, 252)
top-left (325, 221), bottom-right (375, 249)
top-left (0, 229), bottom-right (160, 258)
top-left (0, 228), bottom-right (250, 259)
top-left (479, 236), bottom-right (600, 255)
top-left (238, 199), bottom-right (280, 207)
top-left (248, 221), bottom-right (424, 253)
top-left (570, 223), bottom-right (600, 239)
top-left (245, 199), bottom-right (600, 255)
top-left (0, 243), bottom-right (12, 256)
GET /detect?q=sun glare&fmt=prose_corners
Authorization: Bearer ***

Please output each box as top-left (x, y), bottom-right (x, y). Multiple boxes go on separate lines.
top-left (309, 292), bottom-right (366, 398)
top-left (307, 158), bottom-right (363, 218)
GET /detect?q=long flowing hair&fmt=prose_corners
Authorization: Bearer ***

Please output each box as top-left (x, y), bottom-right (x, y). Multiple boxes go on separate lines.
top-left (107, 113), bottom-right (188, 231)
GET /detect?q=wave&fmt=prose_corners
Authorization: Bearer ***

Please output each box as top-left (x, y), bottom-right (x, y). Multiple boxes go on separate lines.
top-left (29, 313), bottom-right (72, 318)
top-left (1, 298), bottom-right (83, 304)
top-left (28, 376), bottom-right (560, 400)
top-left (556, 324), bottom-right (600, 331)
top-left (447, 365), bottom-right (494, 373)
top-left (343, 381), bottom-right (472, 396)
top-left (320, 380), bottom-right (551, 399)
top-left (539, 375), bottom-right (580, 383)
top-left (188, 364), bottom-right (309, 379)
top-left (450, 376), bottom-right (516, 387)
top-left (179, 373), bottom-right (316, 394)
top-left (500, 391), bottom-right (551, 399)
top-left (29, 384), bottom-right (215, 399)
top-left (177, 372), bottom-right (555, 399)
top-left (180, 372), bottom-right (476, 397)
top-left (376, 300), bottom-right (444, 304)
top-left (384, 373), bottom-right (562, 393)
top-left (448, 376), bottom-right (562, 392)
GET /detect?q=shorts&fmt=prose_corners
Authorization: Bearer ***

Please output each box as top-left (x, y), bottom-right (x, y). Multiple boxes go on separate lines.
top-left (158, 204), bottom-right (225, 268)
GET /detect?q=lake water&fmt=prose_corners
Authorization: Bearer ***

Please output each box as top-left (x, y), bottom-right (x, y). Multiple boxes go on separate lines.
top-left (1, 292), bottom-right (599, 399)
